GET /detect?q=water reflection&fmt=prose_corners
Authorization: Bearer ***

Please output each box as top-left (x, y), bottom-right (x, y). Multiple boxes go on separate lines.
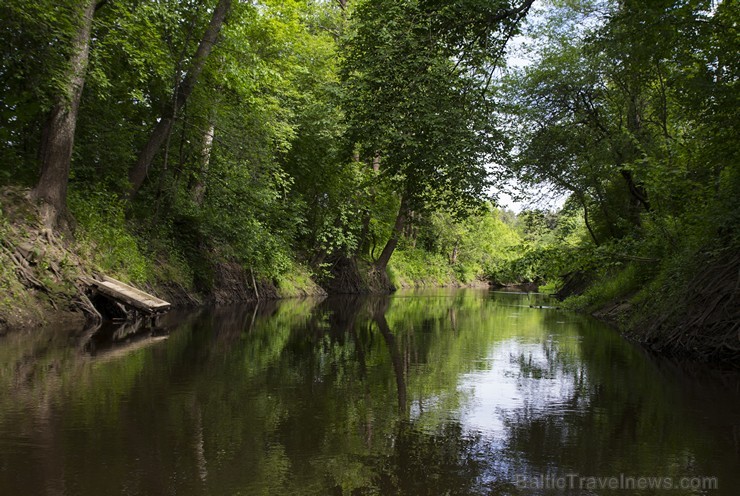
top-left (0, 290), bottom-right (738, 495)
top-left (82, 317), bottom-right (173, 360)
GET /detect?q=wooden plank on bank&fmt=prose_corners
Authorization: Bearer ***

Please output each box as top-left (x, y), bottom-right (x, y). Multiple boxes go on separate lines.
top-left (89, 276), bottom-right (171, 314)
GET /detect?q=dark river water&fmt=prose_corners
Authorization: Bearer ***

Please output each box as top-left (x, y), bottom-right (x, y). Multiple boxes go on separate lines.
top-left (0, 289), bottom-right (738, 495)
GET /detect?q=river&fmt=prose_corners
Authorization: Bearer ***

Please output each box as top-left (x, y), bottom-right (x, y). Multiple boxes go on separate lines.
top-left (0, 289), bottom-right (738, 495)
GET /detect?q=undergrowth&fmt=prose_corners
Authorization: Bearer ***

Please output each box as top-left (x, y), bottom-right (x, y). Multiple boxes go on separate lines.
top-left (69, 190), bottom-right (193, 288)
top-left (563, 263), bottom-right (645, 313)
top-left (69, 190), bottom-right (152, 283)
top-left (275, 261), bottom-right (325, 297)
top-left (388, 248), bottom-right (457, 288)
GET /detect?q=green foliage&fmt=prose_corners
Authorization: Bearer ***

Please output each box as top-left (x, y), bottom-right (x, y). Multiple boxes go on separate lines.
top-left (68, 190), bottom-right (152, 283)
top-left (387, 205), bottom-right (530, 287)
top-left (388, 248), bottom-right (455, 288)
top-left (119, 0), bottom-right (349, 281)
top-left (342, 0), bottom-right (514, 217)
top-left (496, 0), bottom-right (739, 329)
top-left (564, 263), bottom-right (644, 313)
top-left (484, 206), bottom-right (588, 285)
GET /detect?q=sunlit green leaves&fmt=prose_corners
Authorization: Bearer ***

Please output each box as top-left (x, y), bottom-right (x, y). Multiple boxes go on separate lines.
top-left (342, 0), bottom-right (506, 216)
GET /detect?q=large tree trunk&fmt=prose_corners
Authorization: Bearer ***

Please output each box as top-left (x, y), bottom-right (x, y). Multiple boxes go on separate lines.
top-left (374, 197), bottom-right (407, 272)
top-left (128, 0), bottom-right (232, 198)
top-left (32, 0), bottom-right (96, 229)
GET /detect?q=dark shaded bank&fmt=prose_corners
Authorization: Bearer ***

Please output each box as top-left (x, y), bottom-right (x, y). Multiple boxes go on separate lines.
top-left (631, 252), bottom-right (739, 368)
top-left (321, 255), bottom-right (388, 295)
top-left (560, 250), bottom-right (740, 369)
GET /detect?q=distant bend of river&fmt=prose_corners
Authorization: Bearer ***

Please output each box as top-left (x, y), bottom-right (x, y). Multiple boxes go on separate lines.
top-left (0, 289), bottom-right (738, 495)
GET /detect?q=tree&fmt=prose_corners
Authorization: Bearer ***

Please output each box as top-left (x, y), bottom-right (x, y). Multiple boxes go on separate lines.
top-left (127, 0), bottom-right (232, 198)
top-left (31, 0), bottom-right (97, 228)
top-left (499, 0), bottom-right (740, 316)
top-left (343, 0), bottom-right (534, 274)
top-left (500, 0), bottom-right (692, 242)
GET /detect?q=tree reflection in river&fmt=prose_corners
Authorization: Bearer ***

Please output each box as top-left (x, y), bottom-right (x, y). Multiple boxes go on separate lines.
top-left (0, 289), bottom-right (738, 495)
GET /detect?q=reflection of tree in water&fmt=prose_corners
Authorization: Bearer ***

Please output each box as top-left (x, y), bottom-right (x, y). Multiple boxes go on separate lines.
top-left (371, 296), bottom-right (408, 415)
top-left (370, 421), bottom-right (494, 496)
top-left (313, 294), bottom-right (518, 495)
top-left (494, 317), bottom-right (729, 492)
top-left (254, 293), bottom-right (497, 494)
top-left (6, 291), bottom-right (737, 495)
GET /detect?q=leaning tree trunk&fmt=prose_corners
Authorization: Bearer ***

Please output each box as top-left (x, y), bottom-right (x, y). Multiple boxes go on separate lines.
top-left (128, 0), bottom-right (232, 198)
top-left (32, 0), bottom-right (96, 229)
top-left (374, 197), bottom-right (407, 272)
top-left (372, 300), bottom-right (407, 415)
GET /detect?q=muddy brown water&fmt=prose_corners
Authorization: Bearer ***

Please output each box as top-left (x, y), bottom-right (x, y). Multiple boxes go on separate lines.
top-left (0, 289), bottom-right (738, 495)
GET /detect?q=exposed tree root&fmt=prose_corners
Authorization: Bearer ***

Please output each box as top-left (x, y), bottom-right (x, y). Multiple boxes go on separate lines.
top-left (76, 292), bottom-right (102, 325)
top-left (0, 187), bottom-right (94, 328)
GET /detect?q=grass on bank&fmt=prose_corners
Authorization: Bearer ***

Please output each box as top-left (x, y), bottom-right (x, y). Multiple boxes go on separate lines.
top-left (387, 247), bottom-right (488, 288)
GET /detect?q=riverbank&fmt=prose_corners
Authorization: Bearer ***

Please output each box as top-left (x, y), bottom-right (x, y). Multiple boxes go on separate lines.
top-left (562, 250), bottom-right (740, 369)
top-left (0, 187), bottom-right (327, 332)
top-left (1, 187), bottom-right (488, 333)
top-left (3, 186), bottom-right (736, 369)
